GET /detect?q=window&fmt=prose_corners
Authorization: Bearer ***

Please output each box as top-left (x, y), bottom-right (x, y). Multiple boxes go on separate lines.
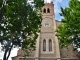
top-left (49, 39), bottom-right (52, 51)
top-left (43, 39), bottom-right (46, 51)
top-left (43, 8), bottom-right (46, 13)
top-left (47, 8), bottom-right (50, 13)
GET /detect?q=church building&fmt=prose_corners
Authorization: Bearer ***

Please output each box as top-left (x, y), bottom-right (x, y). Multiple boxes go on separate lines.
top-left (12, 2), bottom-right (77, 60)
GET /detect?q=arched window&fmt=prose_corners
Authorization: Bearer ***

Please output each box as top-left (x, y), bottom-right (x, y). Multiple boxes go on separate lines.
top-left (47, 8), bottom-right (50, 13)
top-left (49, 39), bottom-right (52, 51)
top-left (43, 8), bottom-right (46, 13)
top-left (43, 39), bottom-right (46, 51)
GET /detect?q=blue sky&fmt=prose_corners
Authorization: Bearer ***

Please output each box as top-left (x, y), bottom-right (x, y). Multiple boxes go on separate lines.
top-left (0, 0), bottom-right (70, 60)
top-left (52, 0), bottom-right (69, 20)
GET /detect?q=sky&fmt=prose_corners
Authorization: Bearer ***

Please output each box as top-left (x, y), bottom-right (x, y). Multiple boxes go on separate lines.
top-left (52, 0), bottom-right (69, 20)
top-left (0, 0), bottom-right (70, 60)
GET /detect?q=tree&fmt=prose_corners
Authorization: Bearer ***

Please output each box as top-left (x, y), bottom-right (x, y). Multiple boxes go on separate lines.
top-left (56, 0), bottom-right (80, 49)
top-left (56, 0), bottom-right (80, 59)
top-left (0, 0), bottom-right (44, 60)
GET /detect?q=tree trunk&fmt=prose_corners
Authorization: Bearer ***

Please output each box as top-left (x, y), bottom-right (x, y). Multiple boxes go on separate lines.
top-left (3, 35), bottom-right (14, 60)
top-left (6, 44), bottom-right (13, 60)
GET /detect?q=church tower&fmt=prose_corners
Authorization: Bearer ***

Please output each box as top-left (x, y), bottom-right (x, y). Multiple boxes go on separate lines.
top-left (35, 2), bottom-right (61, 59)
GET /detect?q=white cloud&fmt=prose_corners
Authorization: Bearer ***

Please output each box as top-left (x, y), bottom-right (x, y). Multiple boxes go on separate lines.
top-left (45, 0), bottom-right (51, 3)
top-left (47, 0), bottom-right (51, 3)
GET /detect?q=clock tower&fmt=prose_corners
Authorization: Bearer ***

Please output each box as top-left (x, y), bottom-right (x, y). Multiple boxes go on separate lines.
top-left (37, 2), bottom-right (61, 59)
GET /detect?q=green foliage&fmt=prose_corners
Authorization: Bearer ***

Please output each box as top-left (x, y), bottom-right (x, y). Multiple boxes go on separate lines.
top-left (0, 0), bottom-right (44, 60)
top-left (56, 0), bottom-right (80, 49)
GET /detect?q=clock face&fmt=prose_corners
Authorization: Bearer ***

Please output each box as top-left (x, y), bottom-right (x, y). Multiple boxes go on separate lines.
top-left (45, 23), bottom-right (49, 27)
top-left (42, 18), bottom-right (53, 28)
